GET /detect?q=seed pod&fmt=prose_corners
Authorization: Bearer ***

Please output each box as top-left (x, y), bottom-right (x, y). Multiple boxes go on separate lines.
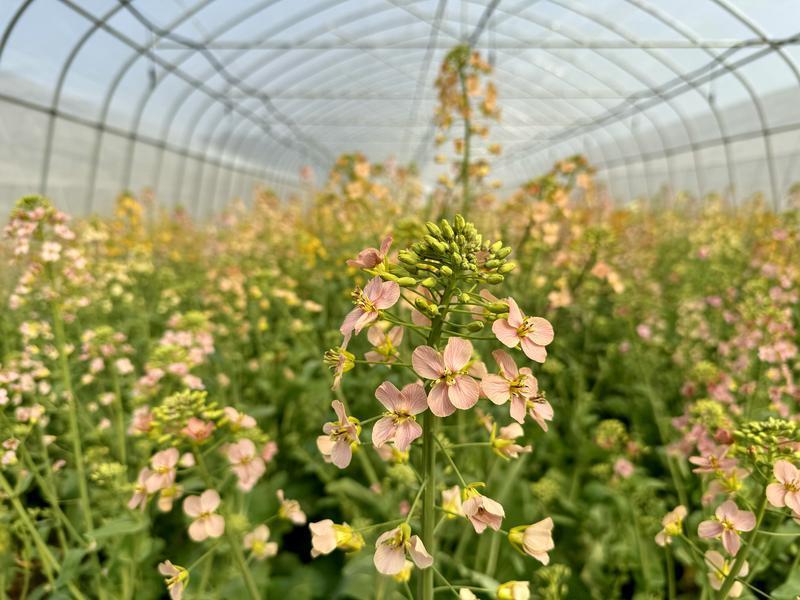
top-left (496, 246), bottom-right (513, 259)
top-left (486, 273), bottom-right (504, 284)
top-left (499, 262), bottom-right (516, 274)
top-left (467, 320), bottom-right (485, 331)
top-left (398, 277), bottom-right (417, 287)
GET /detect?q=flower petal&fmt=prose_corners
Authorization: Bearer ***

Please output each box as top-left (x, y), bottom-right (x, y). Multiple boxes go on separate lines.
top-left (521, 337), bottom-right (547, 363)
top-left (448, 376), bottom-right (480, 410)
top-left (482, 374), bottom-right (511, 405)
top-left (402, 382), bottom-right (429, 415)
top-left (492, 319), bottom-right (519, 348)
top-left (394, 420), bottom-right (423, 452)
top-left (427, 382), bottom-right (456, 417)
top-left (443, 337), bottom-right (473, 371)
top-left (492, 349), bottom-right (518, 378)
top-left (407, 535), bottom-right (433, 569)
top-left (375, 381), bottom-right (402, 411)
top-left (372, 417), bottom-right (396, 448)
top-left (412, 346), bottom-right (445, 379)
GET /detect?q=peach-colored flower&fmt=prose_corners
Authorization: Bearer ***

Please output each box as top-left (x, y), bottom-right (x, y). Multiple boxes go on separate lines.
top-left (243, 525), bottom-right (278, 560)
top-left (277, 489), bottom-right (306, 525)
top-left (181, 417), bottom-right (215, 442)
top-left (129, 406), bottom-right (153, 435)
top-left (482, 350), bottom-right (539, 424)
top-left (182, 489), bottom-right (225, 542)
top-left (347, 235), bottom-right (392, 269)
top-left (373, 524), bottom-right (433, 575)
top-left (463, 490), bottom-right (505, 533)
top-left (496, 580), bottom-right (530, 599)
top-left (365, 326), bottom-right (404, 364)
top-left (508, 517), bottom-right (554, 564)
top-left (705, 550), bottom-right (748, 596)
top-left (372, 381), bottom-right (427, 451)
top-left (226, 439), bottom-right (266, 491)
top-left (128, 467), bottom-right (152, 510)
top-left (766, 460), bottom-right (800, 513)
top-left (655, 505), bottom-right (687, 546)
top-left (145, 448), bottom-right (179, 493)
top-left (309, 520), bottom-right (364, 557)
top-left (261, 441), bottom-right (278, 463)
top-left (224, 406), bottom-right (256, 430)
top-left (412, 338), bottom-right (479, 417)
top-left (614, 458), bottom-right (635, 478)
top-left (158, 484), bottom-right (183, 512)
top-left (317, 400), bottom-right (360, 468)
top-left (698, 500), bottom-right (755, 555)
top-left (491, 423), bottom-right (532, 459)
top-left (491, 298), bottom-right (553, 363)
top-left (689, 446), bottom-right (737, 474)
top-left (158, 560), bottom-right (188, 600)
top-left (340, 277), bottom-right (400, 343)
top-left (442, 485), bottom-right (463, 518)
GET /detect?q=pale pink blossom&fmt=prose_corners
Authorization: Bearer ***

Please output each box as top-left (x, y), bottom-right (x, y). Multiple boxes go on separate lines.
top-left (705, 550), bottom-right (748, 596)
top-left (277, 489), bottom-right (307, 525)
top-left (698, 500), bottom-right (755, 555)
top-left (317, 400), bottom-right (360, 468)
top-left (372, 381), bottom-right (427, 451)
top-left (244, 525), bottom-right (278, 560)
top-left (180, 417), bottom-right (215, 442)
top-left (347, 235), bottom-right (392, 269)
top-left (340, 277), bottom-right (400, 343)
top-left (442, 485), bottom-right (464, 518)
top-left (158, 561), bottom-right (188, 600)
top-left (491, 298), bottom-right (554, 363)
top-left (482, 349), bottom-right (550, 427)
top-left (145, 448), bottom-right (179, 493)
top-left (309, 520), bottom-right (364, 557)
top-left (463, 491), bottom-right (505, 533)
top-left (689, 446), bottom-right (737, 474)
top-left (412, 338), bottom-right (479, 417)
top-left (158, 485), bottom-right (183, 512)
top-left (261, 441), bottom-right (278, 463)
top-left (508, 517), bottom-right (554, 564)
top-left (226, 439), bottom-right (266, 491)
top-left (115, 358), bottom-right (134, 375)
top-left (183, 489), bottom-right (225, 542)
top-left (373, 524), bottom-right (433, 575)
top-left (614, 458), bottom-right (635, 478)
top-left (491, 423), bottom-right (532, 459)
top-left (655, 505), bottom-right (687, 546)
top-left (224, 406), bottom-right (256, 430)
top-left (128, 467), bottom-right (152, 510)
top-left (365, 326), bottom-right (404, 364)
top-left (766, 460), bottom-right (800, 513)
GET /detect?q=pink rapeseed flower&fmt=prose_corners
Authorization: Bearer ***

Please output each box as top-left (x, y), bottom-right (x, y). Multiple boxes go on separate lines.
top-left (145, 448), bottom-right (179, 493)
top-left (491, 298), bottom-right (554, 363)
top-left (128, 467), bottom-right (152, 510)
top-left (372, 381), bottom-right (428, 451)
top-left (158, 561), bottom-right (188, 600)
top-left (243, 525), bottom-right (278, 560)
top-left (705, 550), bottom-right (748, 597)
top-left (482, 349), bottom-right (551, 429)
top-left (226, 438), bottom-right (266, 492)
top-left (689, 446), bottom-right (737, 474)
top-left (766, 459), bottom-right (800, 513)
top-left (462, 490), bottom-right (505, 534)
top-left (347, 235), bottom-right (392, 269)
top-left (340, 277), bottom-right (400, 343)
top-left (412, 337), bottom-right (480, 417)
top-left (277, 489), bottom-right (307, 525)
top-left (182, 489), bottom-right (225, 542)
top-left (491, 423), bottom-right (532, 459)
top-left (365, 325), bottom-right (404, 364)
top-left (697, 500), bottom-right (755, 555)
top-left (180, 417), bottom-right (215, 442)
top-left (373, 524), bottom-right (433, 575)
top-left (508, 517), bottom-right (554, 565)
top-left (317, 400), bottom-right (360, 468)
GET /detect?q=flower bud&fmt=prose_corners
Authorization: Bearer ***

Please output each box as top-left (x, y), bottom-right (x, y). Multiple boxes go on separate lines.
top-left (484, 259), bottom-right (501, 269)
top-left (440, 219), bottom-right (454, 239)
top-left (459, 292), bottom-right (471, 303)
top-left (495, 246), bottom-right (512, 259)
top-left (487, 302), bottom-right (508, 313)
top-left (399, 251), bottom-right (419, 265)
top-left (398, 277), bottom-right (417, 287)
top-left (454, 214), bottom-right (466, 232)
top-left (486, 274), bottom-right (504, 284)
top-left (420, 277), bottom-right (437, 289)
top-left (499, 262), bottom-right (516, 274)
top-left (467, 321), bottom-right (484, 331)
top-left (425, 222), bottom-right (442, 236)
top-left (381, 272), bottom-right (399, 282)
top-left (440, 265), bottom-right (453, 276)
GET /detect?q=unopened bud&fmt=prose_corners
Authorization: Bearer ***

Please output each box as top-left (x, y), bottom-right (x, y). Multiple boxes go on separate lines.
top-left (425, 222), bottom-right (442, 236)
top-left (499, 262), bottom-right (516, 274)
top-left (440, 265), bottom-right (453, 276)
top-left (454, 214), bottom-right (466, 231)
top-left (467, 320), bottom-right (485, 331)
top-left (440, 219), bottom-right (454, 239)
top-left (495, 247), bottom-right (513, 259)
top-left (420, 277), bottom-right (437, 289)
top-left (487, 302), bottom-right (508, 313)
top-left (398, 277), bottom-right (417, 287)
top-left (486, 274), bottom-right (504, 284)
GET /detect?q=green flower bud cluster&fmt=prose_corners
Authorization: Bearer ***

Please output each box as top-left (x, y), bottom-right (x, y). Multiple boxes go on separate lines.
top-left (394, 215), bottom-right (515, 289)
top-left (90, 461), bottom-right (127, 486)
top-left (735, 418), bottom-right (800, 465)
top-left (150, 389), bottom-right (223, 442)
top-left (688, 398), bottom-right (729, 430)
top-left (147, 344), bottom-right (190, 370)
top-left (689, 360), bottom-right (719, 384)
top-left (594, 419), bottom-right (629, 451)
top-left (534, 564), bottom-right (571, 600)
top-left (530, 471), bottom-right (564, 504)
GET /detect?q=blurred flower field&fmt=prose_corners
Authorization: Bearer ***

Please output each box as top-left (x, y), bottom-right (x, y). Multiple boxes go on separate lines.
top-left (2, 47), bottom-right (800, 600)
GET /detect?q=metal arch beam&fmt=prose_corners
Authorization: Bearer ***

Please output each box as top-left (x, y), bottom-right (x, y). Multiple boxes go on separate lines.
top-left (402, 0), bottom-right (446, 157)
top-left (55, 0), bottom-right (315, 213)
top-left (478, 1), bottom-right (692, 199)
top-left (38, 3), bottom-right (127, 197)
top-left (468, 0), bottom-right (501, 47)
top-left (149, 0), bottom-right (378, 217)
top-left (400, 0), bottom-right (649, 197)
top-left (176, 0), bottom-right (422, 216)
top-left (712, 0), bottom-right (800, 208)
top-left (625, 0), bottom-right (735, 201)
top-left (0, 0), bottom-right (35, 63)
top-left (117, 1), bottom-right (334, 172)
top-left (83, 0), bottom-right (218, 213)
top-left (532, 0), bottom-right (709, 198)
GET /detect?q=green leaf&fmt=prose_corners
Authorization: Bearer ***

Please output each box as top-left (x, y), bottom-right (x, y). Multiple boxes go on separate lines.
top-left (88, 516), bottom-right (147, 541)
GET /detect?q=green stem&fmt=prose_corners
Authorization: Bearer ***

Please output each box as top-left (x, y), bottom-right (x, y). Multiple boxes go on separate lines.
top-left (717, 493), bottom-right (768, 599)
top-left (665, 547), bottom-right (676, 600)
top-left (458, 63), bottom-right (472, 217)
top-left (110, 369), bottom-right (127, 466)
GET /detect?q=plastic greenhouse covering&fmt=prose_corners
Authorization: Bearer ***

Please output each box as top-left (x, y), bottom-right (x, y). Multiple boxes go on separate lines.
top-left (1, 0), bottom-right (800, 217)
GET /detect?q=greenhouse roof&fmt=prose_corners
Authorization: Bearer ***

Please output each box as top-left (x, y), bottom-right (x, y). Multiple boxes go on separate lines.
top-left (1, 0), bottom-right (800, 215)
